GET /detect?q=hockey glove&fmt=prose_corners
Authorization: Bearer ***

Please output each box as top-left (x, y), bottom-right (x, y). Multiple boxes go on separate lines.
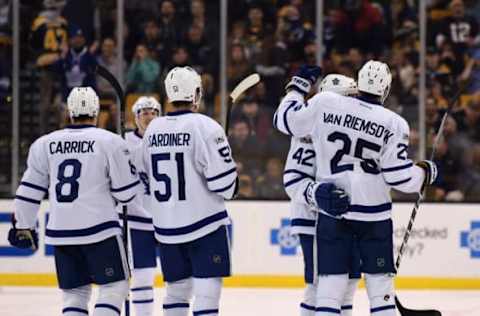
top-left (416, 160), bottom-right (438, 190)
top-left (305, 182), bottom-right (350, 216)
top-left (8, 215), bottom-right (38, 251)
top-left (285, 65), bottom-right (322, 96)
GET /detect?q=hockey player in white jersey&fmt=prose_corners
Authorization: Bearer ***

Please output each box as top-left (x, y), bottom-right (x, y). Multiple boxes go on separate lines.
top-left (274, 61), bottom-right (438, 316)
top-left (283, 74), bottom-right (359, 316)
top-left (139, 66), bottom-right (237, 316)
top-left (121, 96), bottom-right (161, 316)
top-left (8, 87), bottom-right (139, 316)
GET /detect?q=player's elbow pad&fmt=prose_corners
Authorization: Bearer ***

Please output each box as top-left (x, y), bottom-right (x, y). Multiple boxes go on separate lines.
top-left (111, 180), bottom-right (140, 204)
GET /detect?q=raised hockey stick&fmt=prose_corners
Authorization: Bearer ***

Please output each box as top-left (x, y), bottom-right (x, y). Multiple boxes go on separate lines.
top-left (394, 80), bottom-right (471, 316)
top-left (225, 73), bottom-right (261, 136)
top-left (95, 64), bottom-right (131, 316)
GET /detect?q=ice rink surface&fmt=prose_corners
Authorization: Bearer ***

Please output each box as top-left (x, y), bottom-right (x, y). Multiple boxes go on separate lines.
top-left (1, 287), bottom-right (479, 316)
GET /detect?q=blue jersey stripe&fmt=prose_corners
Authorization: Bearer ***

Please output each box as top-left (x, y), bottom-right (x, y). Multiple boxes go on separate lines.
top-left (386, 178), bottom-right (412, 186)
top-left (284, 169), bottom-right (315, 180)
top-left (341, 305), bottom-right (353, 310)
top-left (111, 180), bottom-right (140, 192)
top-left (116, 195), bottom-right (135, 204)
top-left (62, 307), bottom-right (88, 314)
top-left (315, 306), bottom-right (341, 313)
top-left (163, 303), bottom-right (190, 309)
top-left (133, 299), bottom-right (154, 304)
top-left (283, 101), bottom-right (298, 136)
top-left (118, 213), bottom-right (153, 224)
top-left (211, 179), bottom-right (236, 193)
top-left (206, 167), bottom-right (236, 182)
top-left (20, 181), bottom-right (48, 193)
top-left (300, 303), bottom-right (316, 311)
top-left (349, 203), bottom-right (392, 214)
top-left (131, 286), bottom-right (153, 291)
top-left (15, 195), bottom-right (41, 205)
top-left (193, 309), bottom-right (219, 315)
top-left (155, 211), bottom-right (228, 236)
top-left (284, 175), bottom-right (312, 188)
top-left (371, 305), bottom-right (396, 313)
top-left (291, 218), bottom-right (316, 227)
top-left (46, 221), bottom-right (120, 238)
top-left (381, 162), bottom-right (413, 172)
top-left (94, 304), bottom-right (120, 314)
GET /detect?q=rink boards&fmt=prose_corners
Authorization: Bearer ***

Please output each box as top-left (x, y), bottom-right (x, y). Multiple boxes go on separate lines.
top-left (0, 200), bottom-right (479, 289)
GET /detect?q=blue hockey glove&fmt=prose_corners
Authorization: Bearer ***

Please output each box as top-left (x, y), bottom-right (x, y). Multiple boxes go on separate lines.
top-left (305, 182), bottom-right (350, 216)
top-left (8, 215), bottom-right (38, 251)
top-left (285, 65), bottom-right (322, 95)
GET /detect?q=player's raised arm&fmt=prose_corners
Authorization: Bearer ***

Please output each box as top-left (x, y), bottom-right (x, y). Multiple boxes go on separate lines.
top-left (108, 136), bottom-right (140, 204)
top-left (380, 117), bottom-right (437, 193)
top-left (273, 65), bottom-right (322, 137)
top-left (199, 125), bottom-right (238, 200)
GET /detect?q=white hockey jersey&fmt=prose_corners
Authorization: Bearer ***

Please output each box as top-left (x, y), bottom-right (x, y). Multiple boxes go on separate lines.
top-left (274, 91), bottom-right (426, 222)
top-left (14, 125), bottom-right (139, 245)
top-left (118, 130), bottom-right (154, 231)
top-left (283, 136), bottom-right (317, 235)
top-left (139, 110), bottom-right (238, 244)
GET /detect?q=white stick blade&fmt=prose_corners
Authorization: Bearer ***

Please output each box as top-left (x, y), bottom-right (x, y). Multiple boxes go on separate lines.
top-left (230, 73), bottom-right (260, 102)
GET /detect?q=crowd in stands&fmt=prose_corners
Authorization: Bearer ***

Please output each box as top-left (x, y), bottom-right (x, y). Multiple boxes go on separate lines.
top-left (3, 0), bottom-right (480, 201)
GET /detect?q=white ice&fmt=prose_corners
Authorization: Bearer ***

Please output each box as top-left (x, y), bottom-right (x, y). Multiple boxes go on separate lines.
top-left (1, 287), bottom-right (479, 316)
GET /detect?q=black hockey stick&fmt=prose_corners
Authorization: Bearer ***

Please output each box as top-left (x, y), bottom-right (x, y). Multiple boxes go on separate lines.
top-left (394, 80), bottom-right (471, 316)
top-left (95, 64), bottom-right (131, 316)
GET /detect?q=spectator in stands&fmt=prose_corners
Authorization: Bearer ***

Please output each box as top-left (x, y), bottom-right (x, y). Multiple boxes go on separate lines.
top-left (227, 43), bottom-right (255, 90)
top-left (188, 0), bottom-right (217, 43)
top-left (331, 0), bottom-right (387, 56)
top-left (30, 0), bottom-right (68, 134)
top-left (235, 96), bottom-right (271, 144)
top-left (53, 26), bottom-right (97, 106)
top-left (435, 0), bottom-right (479, 74)
top-left (185, 24), bottom-right (215, 74)
top-left (228, 118), bottom-right (263, 176)
top-left (126, 44), bottom-right (160, 93)
top-left (455, 96), bottom-right (480, 141)
top-left (462, 143), bottom-right (480, 201)
top-left (432, 136), bottom-right (464, 201)
top-left (169, 46), bottom-right (190, 68)
top-left (255, 157), bottom-right (287, 199)
top-left (277, 4), bottom-right (315, 66)
top-left (459, 48), bottom-right (480, 94)
top-left (157, 0), bottom-right (181, 58)
top-left (96, 37), bottom-right (125, 130)
top-left (237, 174), bottom-right (255, 198)
top-left (142, 19), bottom-right (165, 65)
top-left (0, 40), bottom-right (10, 98)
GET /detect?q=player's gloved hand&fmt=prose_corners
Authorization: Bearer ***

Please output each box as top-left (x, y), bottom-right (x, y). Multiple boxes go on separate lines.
top-left (416, 160), bottom-right (438, 190)
top-left (285, 65), bottom-right (322, 96)
top-left (8, 215), bottom-right (38, 251)
top-left (305, 182), bottom-right (350, 216)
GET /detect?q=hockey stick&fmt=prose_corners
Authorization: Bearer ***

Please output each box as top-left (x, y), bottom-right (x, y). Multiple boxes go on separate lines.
top-left (95, 64), bottom-right (131, 316)
top-left (394, 80), bottom-right (471, 316)
top-left (225, 73), bottom-right (261, 136)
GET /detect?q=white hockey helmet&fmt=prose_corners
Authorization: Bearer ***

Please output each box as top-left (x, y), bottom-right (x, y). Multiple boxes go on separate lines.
top-left (164, 66), bottom-right (202, 105)
top-left (132, 96), bottom-right (161, 116)
top-left (67, 87), bottom-right (99, 118)
top-left (357, 60), bottom-right (392, 103)
top-left (319, 74), bottom-right (357, 96)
